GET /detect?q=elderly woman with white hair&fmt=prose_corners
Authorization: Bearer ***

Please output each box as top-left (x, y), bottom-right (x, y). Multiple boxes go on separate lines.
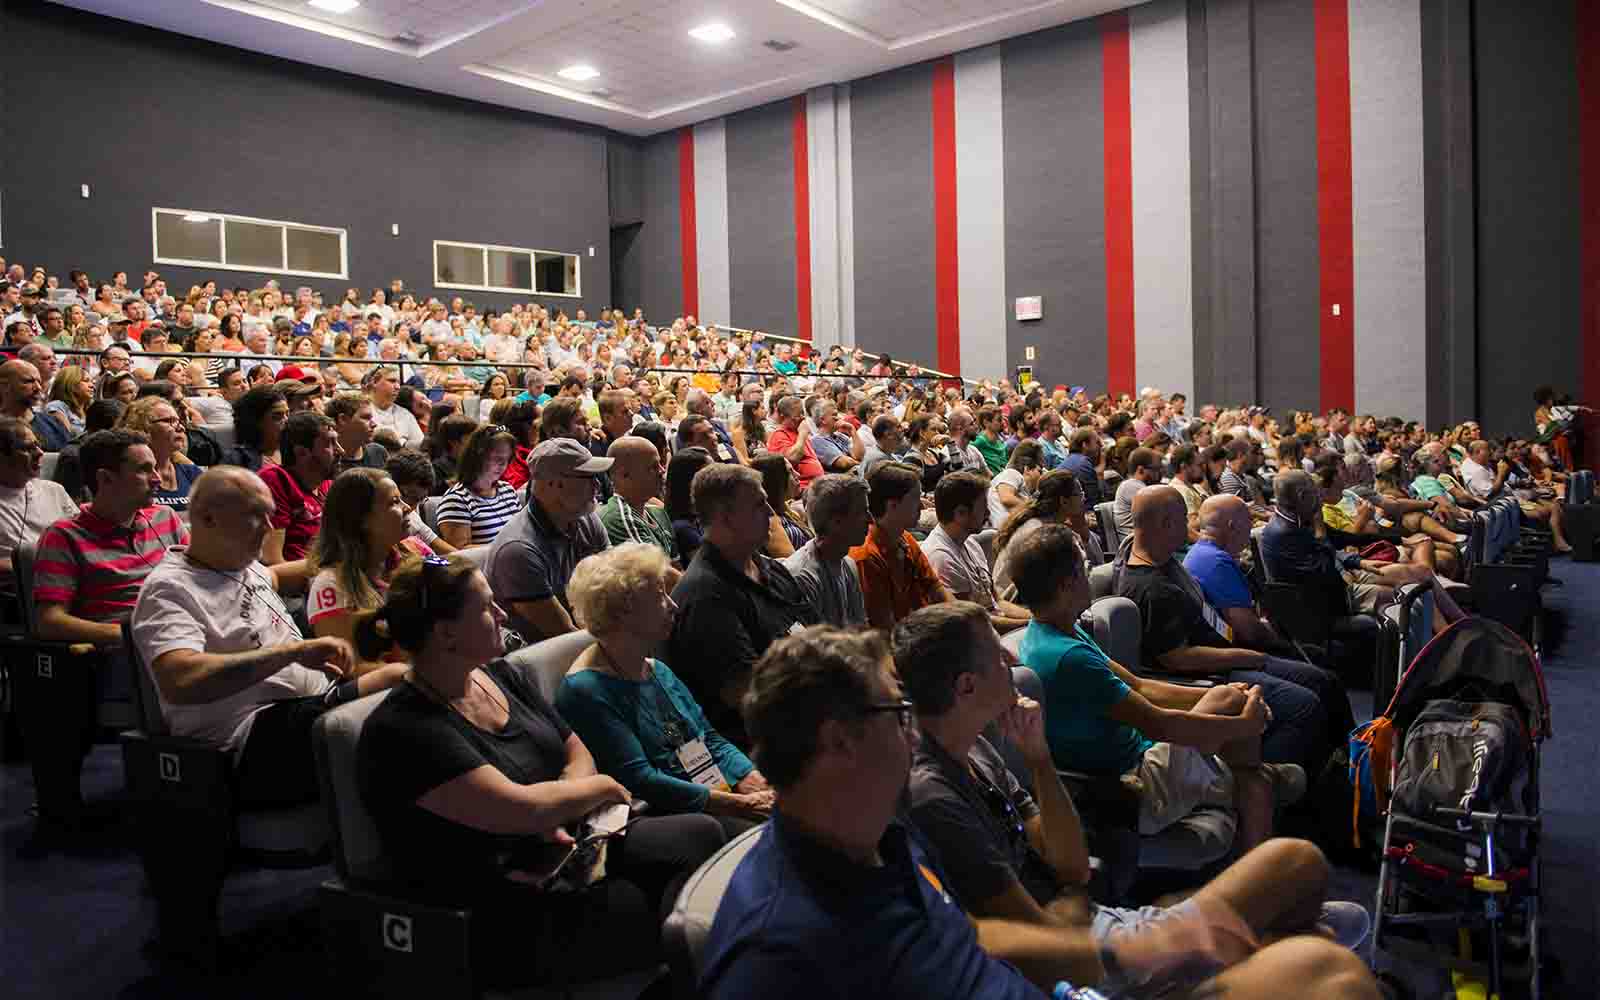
top-left (556, 542), bottom-right (772, 835)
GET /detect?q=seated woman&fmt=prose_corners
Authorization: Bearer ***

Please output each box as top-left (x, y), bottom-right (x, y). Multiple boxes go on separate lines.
top-left (354, 555), bottom-right (728, 990)
top-left (987, 438), bottom-right (1044, 531)
top-left (99, 371), bottom-right (139, 406)
top-left (1317, 453), bottom-right (1461, 580)
top-left (666, 447), bottom-right (713, 563)
top-left (118, 397), bottom-right (201, 517)
top-left (221, 385), bottom-right (289, 471)
top-left (557, 544), bottom-right (771, 835)
top-left (309, 469), bottom-right (434, 672)
top-left (751, 453), bottom-right (812, 558)
top-left (991, 470), bottom-right (1096, 600)
top-left (436, 424), bottom-right (522, 548)
top-left (492, 398), bottom-right (540, 492)
top-left (45, 366), bottom-right (92, 438)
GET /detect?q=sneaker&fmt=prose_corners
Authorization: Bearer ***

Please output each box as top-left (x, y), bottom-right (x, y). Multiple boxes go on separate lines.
top-left (1317, 900), bottom-right (1371, 950)
top-left (1258, 762), bottom-right (1307, 806)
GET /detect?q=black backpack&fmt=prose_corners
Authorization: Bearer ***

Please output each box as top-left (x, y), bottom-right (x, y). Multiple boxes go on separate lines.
top-left (1390, 699), bottom-right (1526, 827)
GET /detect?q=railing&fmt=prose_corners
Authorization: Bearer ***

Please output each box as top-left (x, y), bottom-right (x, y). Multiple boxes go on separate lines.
top-left (702, 323), bottom-right (970, 384)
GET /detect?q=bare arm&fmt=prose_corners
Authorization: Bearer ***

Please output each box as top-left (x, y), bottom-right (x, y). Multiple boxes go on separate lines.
top-left (415, 766), bottom-right (629, 837)
top-left (1104, 686), bottom-right (1263, 754)
top-left (972, 918), bottom-right (1105, 990)
top-left (438, 521), bottom-right (474, 549)
top-left (268, 558), bottom-right (314, 594)
top-left (1104, 656), bottom-right (1206, 710)
top-left (36, 603), bottom-right (120, 646)
top-left (311, 612), bottom-right (395, 678)
top-left (260, 528), bottom-right (287, 566)
top-left (153, 637), bottom-right (348, 706)
top-left (509, 597), bottom-right (576, 639)
top-left (1222, 606), bottom-right (1279, 649)
top-left (560, 731), bottom-right (598, 781)
top-left (765, 515), bottom-right (796, 558)
top-left (1156, 643), bottom-right (1267, 676)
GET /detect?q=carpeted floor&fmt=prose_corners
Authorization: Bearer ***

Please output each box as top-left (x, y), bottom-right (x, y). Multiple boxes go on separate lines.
top-left (4, 562), bottom-right (1597, 999)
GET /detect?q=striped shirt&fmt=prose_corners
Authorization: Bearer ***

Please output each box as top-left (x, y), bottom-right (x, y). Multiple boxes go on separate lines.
top-left (1218, 468), bottom-right (1252, 500)
top-left (34, 504), bottom-right (189, 623)
top-left (436, 480), bottom-right (522, 546)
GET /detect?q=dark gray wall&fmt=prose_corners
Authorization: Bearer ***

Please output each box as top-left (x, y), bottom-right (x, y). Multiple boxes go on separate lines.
top-left (632, 133), bottom-right (685, 322)
top-left (608, 136), bottom-right (644, 227)
top-left (850, 63), bottom-right (939, 369)
top-left (3, 0), bottom-right (610, 315)
top-left (1473, 0), bottom-right (1582, 439)
top-left (1001, 21), bottom-right (1108, 395)
top-left (726, 102), bottom-right (799, 339)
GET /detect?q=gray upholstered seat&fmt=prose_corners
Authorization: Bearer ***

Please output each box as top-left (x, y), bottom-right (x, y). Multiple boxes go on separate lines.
top-left (663, 825), bottom-right (765, 992)
top-left (505, 629), bottom-right (595, 704)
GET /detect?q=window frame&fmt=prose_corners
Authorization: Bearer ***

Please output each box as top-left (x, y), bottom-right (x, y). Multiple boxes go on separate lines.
top-left (150, 207), bottom-right (349, 280)
top-left (432, 239), bottom-right (581, 298)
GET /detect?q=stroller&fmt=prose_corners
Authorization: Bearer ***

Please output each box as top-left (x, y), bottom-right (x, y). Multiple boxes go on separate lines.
top-left (1367, 617), bottom-right (1552, 998)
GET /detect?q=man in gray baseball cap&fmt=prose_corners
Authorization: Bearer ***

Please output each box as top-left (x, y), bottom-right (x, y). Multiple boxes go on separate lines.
top-left (484, 438), bottom-right (613, 642)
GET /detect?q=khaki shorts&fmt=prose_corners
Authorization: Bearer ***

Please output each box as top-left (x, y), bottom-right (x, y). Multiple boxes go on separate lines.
top-left (1131, 742), bottom-right (1234, 836)
top-left (1343, 568), bottom-right (1392, 615)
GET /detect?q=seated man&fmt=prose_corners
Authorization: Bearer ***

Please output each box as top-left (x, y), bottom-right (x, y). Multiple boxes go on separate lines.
top-left (0, 416), bottom-right (79, 591)
top-left (670, 463), bottom-right (818, 749)
top-left (133, 468), bottom-right (403, 807)
top-left (1015, 525), bottom-right (1299, 857)
top-left (1114, 486), bottom-right (1329, 774)
top-left (700, 623), bottom-right (1379, 1000)
top-left (1459, 438), bottom-right (1571, 553)
top-left (766, 395), bottom-right (826, 492)
top-left (259, 411), bottom-right (342, 565)
top-left (898, 601), bottom-right (1369, 992)
top-left (485, 439), bottom-right (612, 642)
top-left (806, 400), bottom-right (858, 473)
top-left (1264, 471), bottom-right (1464, 632)
top-left (598, 435), bottom-right (679, 565)
top-left (1113, 447), bottom-right (1162, 540)
top-left (0, 358), bottom-right (70, 453)
top-left (326, 391), bottom-right (388, 474)
top-left (921, 472), bottom-right (1030, 633)
top-left (782, 474), bottom-right (870, 627)
top-left (1184, 495), bottom-right (1355, 741)
top-left (859, 414), bottom-right (905, 480)
top-left (851, 462), bottom-right (954, 630)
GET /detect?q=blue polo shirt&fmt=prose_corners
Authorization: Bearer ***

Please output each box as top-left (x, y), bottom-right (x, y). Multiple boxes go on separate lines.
top-left (1182, 538), bottom-right (1254, 611)
top-left (700, 813), bottom-right (1044, 1000)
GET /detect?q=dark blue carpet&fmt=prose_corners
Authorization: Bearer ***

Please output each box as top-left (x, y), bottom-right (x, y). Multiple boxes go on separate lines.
top-left (4, 562), bottom-right (1598, 998)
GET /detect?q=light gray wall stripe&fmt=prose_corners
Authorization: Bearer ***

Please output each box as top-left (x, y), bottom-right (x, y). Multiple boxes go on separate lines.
top-left (851, 63), bottom-right (939, 369)
top-left (1350, 0), bottom-right (1426, 421)
top-left (1252, 0), bottom-right (1322, 415)
top-left (1001, 21), bottom-right (1107, 393)
top-left (1129, 0), bottom-right (1194, 400)
top-left (692, 119), bottom-right (731, 327)
top-left (954, 45), bottom-right (1008, 382)
top-left (726, 101), bottom-right (798, 338)
top-left (807, 86), bottom-right (843, 350)
top-left (836, 83), bottom-right (857, 349)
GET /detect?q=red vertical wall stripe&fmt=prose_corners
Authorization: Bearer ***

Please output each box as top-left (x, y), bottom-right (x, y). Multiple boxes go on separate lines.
top-left (1579, 0), bottom-right (1600, 469)
top-left (792, 94), bottom-right (814, 347)
top-left (931, 57), bottom-right (961, 377)
top-left (1314, 0), bottom-right (1355, 413)
top-left (1101, 11), bottom-right (1136, 398)
top-left (677, 128), bottom-right (699, 319)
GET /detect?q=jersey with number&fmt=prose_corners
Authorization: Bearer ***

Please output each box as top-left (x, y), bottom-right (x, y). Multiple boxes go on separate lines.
top-left (308, 538), bottom-right (434, 625)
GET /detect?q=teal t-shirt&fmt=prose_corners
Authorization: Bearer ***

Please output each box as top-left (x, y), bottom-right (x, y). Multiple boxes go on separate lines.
top-left (1017, 620), bottom-right (1154, 777)
top-left (1411, 475), bottom-right (1448, 501)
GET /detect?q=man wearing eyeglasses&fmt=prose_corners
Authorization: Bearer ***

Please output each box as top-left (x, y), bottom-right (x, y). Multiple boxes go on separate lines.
top-left (894, 602), bottom-right (1373, 1000)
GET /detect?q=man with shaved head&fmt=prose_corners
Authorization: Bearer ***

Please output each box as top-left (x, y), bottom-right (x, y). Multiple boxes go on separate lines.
top-left (132, 466), bottom-right (404, 807)
top-left (1115, 486), bottom-right (1332, 773)
top-left (598, 434), bottom-right (679, 565)
top-left (0, 358), bottom-right (68, 452)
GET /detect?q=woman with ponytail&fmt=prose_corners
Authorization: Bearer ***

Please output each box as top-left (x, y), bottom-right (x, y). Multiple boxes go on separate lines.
top-left (991, 469), bottom-right (1098, 599)
top-left (355, 555), bottom-right (727, 990)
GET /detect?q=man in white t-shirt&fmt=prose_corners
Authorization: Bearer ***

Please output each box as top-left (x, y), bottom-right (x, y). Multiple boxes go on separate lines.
top-left (920, 471), bottom-right (1030, 633)
top-left (366, 367), bottom-right (423, 448)
top-left (1457, 439), bottom-right (1506, 500)
top-left (131, 467), bottom-right (405, 806)
top-left (0, 417), bottom-right (79, 582)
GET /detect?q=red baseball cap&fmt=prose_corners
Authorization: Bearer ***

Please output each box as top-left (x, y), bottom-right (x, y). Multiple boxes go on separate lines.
top-left (274, 365), bottom-right (319, 383)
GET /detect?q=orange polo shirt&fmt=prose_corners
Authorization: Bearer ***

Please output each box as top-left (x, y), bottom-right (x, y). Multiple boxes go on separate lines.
top-left (850, 523), bottom-right (946, 630)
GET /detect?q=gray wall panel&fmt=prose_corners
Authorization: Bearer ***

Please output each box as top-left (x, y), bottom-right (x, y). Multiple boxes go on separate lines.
top-left (1474, 0), bottom-right (1580, 439)
top-left (1252, 0), bottom-right (1320, 415)
top-left (608, 136), bottom-right (644, 227)
top-left (726, 102), bottom-right (799, 339)
top-left (1001, 22), bottom-right (1107, 393)
top-left (5, 0), bottom-right (610, 315)
top-left (851, 64), bottom-right (939, 369)
top-left (634, 133), bottom-right (684, 321)
top-left (1421, 0), bottom-right (1477, 427)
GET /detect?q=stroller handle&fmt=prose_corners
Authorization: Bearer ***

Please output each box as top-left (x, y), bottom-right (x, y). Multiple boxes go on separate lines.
top-left (1432, 806), bottom-right (1539, 827)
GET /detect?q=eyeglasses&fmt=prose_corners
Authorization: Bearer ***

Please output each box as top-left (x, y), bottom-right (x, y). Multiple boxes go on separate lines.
top-left (861, 699), bottom-right (916, 730)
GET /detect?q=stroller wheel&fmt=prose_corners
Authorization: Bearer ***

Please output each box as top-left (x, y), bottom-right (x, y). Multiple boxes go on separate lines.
top-left (1375, 970), bottom-right (1415, 1000)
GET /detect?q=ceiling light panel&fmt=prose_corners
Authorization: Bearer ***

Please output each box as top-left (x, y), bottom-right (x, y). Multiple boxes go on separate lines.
top-left (306, 0), bottom-right (360, 14)
top-left (688, 22), bottom-right (735, 43)
top-left (558, 64), bottom-right (601, 81)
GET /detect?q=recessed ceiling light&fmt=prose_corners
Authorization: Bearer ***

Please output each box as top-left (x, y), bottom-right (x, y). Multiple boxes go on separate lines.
top-left (182, 213), bottom-right (212, 223)
top-left (688, 22), bottom-right (735, 43)
top-left (558, 64), bottom-right (600, 81)
top-left (307, 0), bottom-right (361, 13)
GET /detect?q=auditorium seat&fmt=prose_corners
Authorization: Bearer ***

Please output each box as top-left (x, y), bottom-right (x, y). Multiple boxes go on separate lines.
top-left (662, 825), bottom-right (765, 997)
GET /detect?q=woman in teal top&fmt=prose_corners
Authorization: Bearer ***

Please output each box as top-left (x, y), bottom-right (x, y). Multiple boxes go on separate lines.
top-left (558, 542), bottom-right (773, 831)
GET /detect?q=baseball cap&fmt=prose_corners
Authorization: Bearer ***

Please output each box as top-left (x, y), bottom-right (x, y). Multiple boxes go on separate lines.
top-left (530, 438), bottom-right (613, 479)
top-left (274, 365), bottom-right (320, 384)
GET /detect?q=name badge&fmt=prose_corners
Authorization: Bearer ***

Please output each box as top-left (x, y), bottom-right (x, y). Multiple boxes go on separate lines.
top-left (675, 738), bottom-right (728, 790)
top-left (1200, 601), bottom-right (1234, 643)
top-left (789, 621), bottom-right (807, 636)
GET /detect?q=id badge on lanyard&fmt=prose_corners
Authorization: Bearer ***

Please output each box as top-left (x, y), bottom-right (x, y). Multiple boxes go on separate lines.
top-left (675, 738), bottom-right (728, 790)
top-left (1199, 601), bottom-right (1234, 643)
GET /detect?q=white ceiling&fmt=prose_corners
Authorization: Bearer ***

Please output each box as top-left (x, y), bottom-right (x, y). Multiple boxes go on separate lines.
top-left (52, 0), bottom-right (1140, 135)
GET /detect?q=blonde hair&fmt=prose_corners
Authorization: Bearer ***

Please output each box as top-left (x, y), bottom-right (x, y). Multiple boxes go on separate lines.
top-left (567, 542), bottom-right (672, 635)
top-left (48, 366), bottom-right (89, 417)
